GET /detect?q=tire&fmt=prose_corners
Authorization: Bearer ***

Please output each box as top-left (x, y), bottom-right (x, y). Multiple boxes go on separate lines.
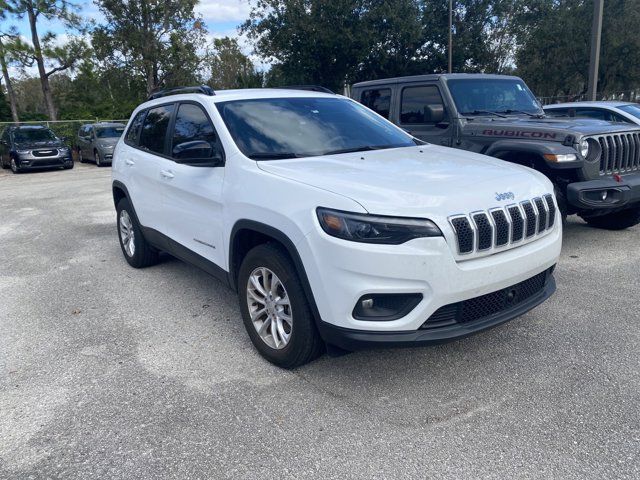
top-left (78, 149), bottom-right (86, 163)
top-left (237, 243), bottom-right (324, 368)
top-left (554, 184), bottom-right (568, 224)
top-left (10, 157), bottom-right (20, 174)
top-left (582, 207), bottom-right (640, 230)
top-left (116, 198), bottom-right (159, 268)
top-left (95, 150), bottom-right (101, 166)
top-left (64, 162), bottom-right (74, 170)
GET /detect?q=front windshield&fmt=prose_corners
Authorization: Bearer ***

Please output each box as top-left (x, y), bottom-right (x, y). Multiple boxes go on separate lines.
top-left (216, 97), bottom-right (415, 159)
top-left (618, 104), bottom-right (640, 120)
top-left (13, 128), bottom-right (57, 143)
top-left (448, 79), bottom-right (542, 116)
top-left (96, 126), bottom-right (125, 138)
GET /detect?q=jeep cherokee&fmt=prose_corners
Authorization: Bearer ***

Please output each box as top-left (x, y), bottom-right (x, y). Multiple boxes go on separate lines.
top-left (112, 85), bottom-right (562, 368)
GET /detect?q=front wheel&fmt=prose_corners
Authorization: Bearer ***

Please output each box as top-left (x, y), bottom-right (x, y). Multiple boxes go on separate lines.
top-left (10, 157), bottom-right (20, 174)
top-left (238, 243), bottom-right (323, 368)
top-left (582, 207), bottom-right (640, 230)
top-left (95, 150), bottom-right (102, 166)
top-left (116, 198), bottom-right (159, 268)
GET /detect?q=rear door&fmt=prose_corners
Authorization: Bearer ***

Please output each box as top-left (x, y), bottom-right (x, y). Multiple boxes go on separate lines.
top-left (160, 101), bottom-right (226, 268)
top-left (122, 104), bottom-right (175, 233)
top-left (396, 83), bottom-right (453, 146)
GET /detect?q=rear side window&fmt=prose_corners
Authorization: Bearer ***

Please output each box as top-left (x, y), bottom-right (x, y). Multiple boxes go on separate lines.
top-left (125, 111), bottom-right (146, 145)
top-left (575, 108), bottom-right (610, 121)
top-left (361, 88), bottom-right (391, 119)
top-left (139, 104), bottom-right (175, 154)
top-left (400, 85), bottom-right (444, 124)
top-left (171, 103), bottom-right (221, 163)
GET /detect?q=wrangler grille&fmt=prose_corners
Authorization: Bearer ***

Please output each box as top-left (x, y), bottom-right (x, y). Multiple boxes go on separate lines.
top-left (449, 194), bottom-right (556, 256)
top-left (596, 133), bottom-right (640, 174)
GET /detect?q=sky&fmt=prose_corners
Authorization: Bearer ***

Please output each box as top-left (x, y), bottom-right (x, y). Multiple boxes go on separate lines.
top-left (3, 0), bottom-right (254, 77)
top-left (5, 0), bottom-right (251, 52)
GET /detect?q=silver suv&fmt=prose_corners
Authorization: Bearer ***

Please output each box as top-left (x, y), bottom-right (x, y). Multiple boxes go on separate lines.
top-left (77, 122), bottom-right (125, 166)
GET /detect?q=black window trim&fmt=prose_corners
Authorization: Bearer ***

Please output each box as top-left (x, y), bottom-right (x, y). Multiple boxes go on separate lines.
top-left (124, 100), bottom-right (226, 166)
top-left (399, 83), bottom-right (447, 126)
top-left (166, 100), bottom-right (226, 167)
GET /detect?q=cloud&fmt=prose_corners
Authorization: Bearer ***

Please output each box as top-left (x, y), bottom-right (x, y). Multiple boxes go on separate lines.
top-left (195, 0), bottom-right (251, 22)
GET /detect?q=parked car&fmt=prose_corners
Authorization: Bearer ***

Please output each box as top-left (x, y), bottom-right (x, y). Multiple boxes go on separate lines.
top-left (0, 125), bottom-right (73, 173)
top-left (77, 122), bottom-right (125, 166)
top-left (112, 85), bottom-right (561, 368)
top-left (352, 74), bottom-right (640, 230)
top-left (544, 101), bottom-right (640, 125)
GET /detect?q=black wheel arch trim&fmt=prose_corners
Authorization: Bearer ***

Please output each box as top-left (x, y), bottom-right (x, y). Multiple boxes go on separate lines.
top-left (229, 219), bottom-right (322, 324)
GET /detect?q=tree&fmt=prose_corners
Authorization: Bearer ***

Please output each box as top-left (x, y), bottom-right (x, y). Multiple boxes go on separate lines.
top-left (0, 35), bottom-right (20, 123)
top-left (242, 0), bottom-right (371, 91)
top-left (93, 0), bottom-right (208, 96)
top-left (207, 37), bottom-right (263, 89)
top-left (5, 0), bottom-right (87, 120)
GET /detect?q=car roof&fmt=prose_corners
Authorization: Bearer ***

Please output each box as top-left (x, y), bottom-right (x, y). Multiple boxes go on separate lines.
top-left (352, 73), bottom-right (521, 88)
top-left (91, 122), bottom-right (126, 127)
top-left (137, 88), bottom-right (341, 111)
top-left (545, 101), bottom-right (637, 109)
top-left (8, 125), bottom-right (49, 130)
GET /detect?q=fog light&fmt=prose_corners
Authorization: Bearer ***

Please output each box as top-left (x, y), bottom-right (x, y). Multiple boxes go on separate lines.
top-left (361, 298), bottom-right (374, 309)
top-left (352, 293), bottom-right (422, 321)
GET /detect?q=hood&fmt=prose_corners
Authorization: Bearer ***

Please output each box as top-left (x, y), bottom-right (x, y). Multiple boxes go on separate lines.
top-left (464, 115), bottom-right (640, 138)
top-left (257, 145), bottom-right (552, 218)
top-left (96, 137), bottom-right (119, 147)
top-left (15, 140), bottom-right (65, 149)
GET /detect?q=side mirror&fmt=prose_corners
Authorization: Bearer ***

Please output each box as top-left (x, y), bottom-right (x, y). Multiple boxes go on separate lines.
top-left (173, 140), bottom-right (223, 167)
top-left (425, 104), bottom-right (445, 124)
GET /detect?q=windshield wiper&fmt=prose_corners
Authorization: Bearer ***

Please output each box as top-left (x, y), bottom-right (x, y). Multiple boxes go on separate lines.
top-left (460, 110), bottom-right (508, 118)
top-left (498, 109), bottom-right (545, 118)
top-left (247, 152), bottom-right (304, 160)
top-left (320, 144), bottom-right (398, 156)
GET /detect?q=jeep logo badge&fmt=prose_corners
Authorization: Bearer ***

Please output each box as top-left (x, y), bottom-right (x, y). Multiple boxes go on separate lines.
top-left (495, 192), bottom-right (515, 201)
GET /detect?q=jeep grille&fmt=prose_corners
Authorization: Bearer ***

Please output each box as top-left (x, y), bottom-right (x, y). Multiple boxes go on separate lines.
top-left (595, 133), bottom-right (640, 175)
top-left (449, 194), bottom-right (556, 256)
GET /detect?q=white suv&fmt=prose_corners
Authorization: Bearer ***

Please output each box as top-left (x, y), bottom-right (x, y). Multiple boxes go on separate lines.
top-left (112, 85), bottom-right (562, 368)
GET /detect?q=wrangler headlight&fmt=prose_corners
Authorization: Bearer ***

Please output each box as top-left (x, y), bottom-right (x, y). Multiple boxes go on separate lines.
top-left (580, 139), bottom-right (589, 158)
top-left (316, 208), bottom-right (442, 244)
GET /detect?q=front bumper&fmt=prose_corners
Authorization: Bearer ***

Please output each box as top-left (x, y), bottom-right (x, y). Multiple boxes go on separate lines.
top-left (318, 270), bottom-right (556, 350)
top-left (18, 154), bottom-right (73, 170)
top-left (298, 219), bottom-right (562, 334)
top-left (567, 172), bottom-right (640, 210)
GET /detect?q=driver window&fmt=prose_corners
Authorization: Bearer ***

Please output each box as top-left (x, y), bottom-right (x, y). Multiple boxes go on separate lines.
top-left (171, 103), bottom-right (222, 164)
top-left (400, 86), bottom-right (445, 125)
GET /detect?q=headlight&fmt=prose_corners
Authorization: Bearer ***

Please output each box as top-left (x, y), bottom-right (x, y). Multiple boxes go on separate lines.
top-left (99, 143), bottom-right (113, 149)
top-left (16, 149), bottom-right (30, 155)
top-left (316, 207), bottom-right (442, 244)
top-left (580, 139), bottom-right (589, 158)
top-left (59, 147), bottom-right (70, 153)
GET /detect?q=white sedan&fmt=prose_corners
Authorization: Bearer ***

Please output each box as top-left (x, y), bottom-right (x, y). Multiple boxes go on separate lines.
top-left (544, 101), bottom-right (640, 125)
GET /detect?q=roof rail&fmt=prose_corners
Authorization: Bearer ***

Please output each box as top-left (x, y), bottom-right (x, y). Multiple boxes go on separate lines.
top-left (147, 85), bottom-right (215, 101)
top-left (280, 85), bottom-right (335, 94)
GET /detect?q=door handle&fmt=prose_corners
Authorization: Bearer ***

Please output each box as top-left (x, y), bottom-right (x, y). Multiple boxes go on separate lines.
top-left (125, 159), bottom-right (135, 166)
top-left (160, 169), bottom-right (175, 179)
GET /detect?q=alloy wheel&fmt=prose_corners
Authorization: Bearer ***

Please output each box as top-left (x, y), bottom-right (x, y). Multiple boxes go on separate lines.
top-left (246, 267), bottom-right (293, 349)
top-left (119, 210), bottom-right (135, 257)
top-left (10, 158), bottom-right (17, 173)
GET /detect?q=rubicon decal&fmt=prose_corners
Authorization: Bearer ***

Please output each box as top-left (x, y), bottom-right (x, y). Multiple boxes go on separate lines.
top-left (482, 129), bottom-right (557, 139)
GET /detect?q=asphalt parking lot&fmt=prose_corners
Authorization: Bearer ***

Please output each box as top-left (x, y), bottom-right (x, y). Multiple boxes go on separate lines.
top-left (1, 163), bottom-right (639, 480)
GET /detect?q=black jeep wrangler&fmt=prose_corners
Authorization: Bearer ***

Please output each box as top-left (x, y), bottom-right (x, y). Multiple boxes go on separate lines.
top-left (352, 74), bottom-right (640, 230)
